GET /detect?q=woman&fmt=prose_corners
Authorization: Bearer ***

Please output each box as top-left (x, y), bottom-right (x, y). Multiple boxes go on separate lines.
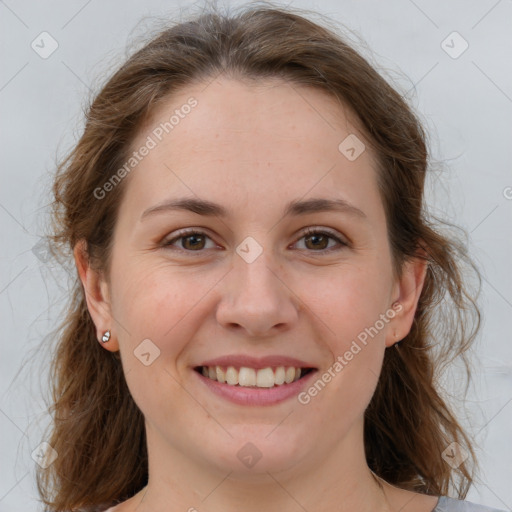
top-left (37, 3), bottom-right (506, 512)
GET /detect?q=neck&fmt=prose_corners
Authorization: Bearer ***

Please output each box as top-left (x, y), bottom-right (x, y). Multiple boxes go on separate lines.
top-left (130, 416), bottom-right (393, 512)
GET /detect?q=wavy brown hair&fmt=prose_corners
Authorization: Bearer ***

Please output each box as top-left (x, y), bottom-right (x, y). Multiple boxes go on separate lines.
top-left (37, 2), bottom-right (482, 511)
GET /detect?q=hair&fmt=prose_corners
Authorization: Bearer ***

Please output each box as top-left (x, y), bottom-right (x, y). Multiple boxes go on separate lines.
top-left (38, 2), bottom-right (482, 511)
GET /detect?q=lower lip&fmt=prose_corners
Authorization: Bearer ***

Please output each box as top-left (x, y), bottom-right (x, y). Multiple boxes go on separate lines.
top-left (193, 368), bottom-right (318, 406)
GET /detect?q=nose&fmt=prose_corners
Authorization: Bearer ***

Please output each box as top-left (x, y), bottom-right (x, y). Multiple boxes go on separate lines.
top-left (215, 248), bottom-right (300, 338)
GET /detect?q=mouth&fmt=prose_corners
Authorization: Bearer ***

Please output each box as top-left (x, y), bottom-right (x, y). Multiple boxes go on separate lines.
top-left (193, 365), bottom-right (316, 388)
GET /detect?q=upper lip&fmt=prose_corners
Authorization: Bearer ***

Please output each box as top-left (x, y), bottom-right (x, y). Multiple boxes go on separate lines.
top-left (196, 355), bottom-right (317, 370)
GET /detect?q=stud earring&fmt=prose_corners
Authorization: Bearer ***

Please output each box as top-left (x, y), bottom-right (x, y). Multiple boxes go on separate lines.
top-left (101, 330), bottom-right (111, 343)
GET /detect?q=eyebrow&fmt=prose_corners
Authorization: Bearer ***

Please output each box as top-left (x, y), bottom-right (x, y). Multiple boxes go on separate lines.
top-left (140, 196), bottom-right (367, 221)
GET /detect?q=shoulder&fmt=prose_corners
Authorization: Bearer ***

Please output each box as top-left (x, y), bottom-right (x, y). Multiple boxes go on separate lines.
top-left (434, 496), bottom-right (508, 512)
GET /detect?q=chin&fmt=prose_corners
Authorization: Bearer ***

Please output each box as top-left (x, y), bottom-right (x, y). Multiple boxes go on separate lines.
top-left (202, 430), bottom-right (309, 477)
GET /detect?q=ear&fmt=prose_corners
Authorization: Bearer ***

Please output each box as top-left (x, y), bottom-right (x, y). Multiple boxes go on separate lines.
top-left (385, 248), bottom-right (429, 348)
top-left (74, 240), bottom-right (119, 352)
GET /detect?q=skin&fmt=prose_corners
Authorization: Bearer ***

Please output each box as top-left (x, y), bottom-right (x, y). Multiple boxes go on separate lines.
top-left (75, 76), bottom-right (437, 512)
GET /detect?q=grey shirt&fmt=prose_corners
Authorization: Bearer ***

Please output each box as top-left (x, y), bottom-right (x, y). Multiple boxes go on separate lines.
top-left (103, 496), bottom-right (509, 512)
top-left (434, 496), bottom-right (508, 512)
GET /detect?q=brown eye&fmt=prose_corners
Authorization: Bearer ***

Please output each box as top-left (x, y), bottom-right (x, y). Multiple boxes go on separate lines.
top-left (304, 232), bottom-right (330, 250)
top-left (181, 233), bottom-right (206, 250)
top-left (295, 228), bottom-right (348, 253)
top-left (163, 229), bottom-right (216, 252)
top-left (162, 228), bottom-right (347, 254)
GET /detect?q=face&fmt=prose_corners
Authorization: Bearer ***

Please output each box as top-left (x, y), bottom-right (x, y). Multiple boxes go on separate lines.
top-left (81, 76), bottom-right (424, 478)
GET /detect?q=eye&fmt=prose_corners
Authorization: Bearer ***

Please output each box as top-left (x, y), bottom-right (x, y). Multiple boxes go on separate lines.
top-left (162, 228), bottom-right (217, 251)
top-left (293, 227), bottom-right (348, 253)
top-left (162, 227), bottom-right (348, 254)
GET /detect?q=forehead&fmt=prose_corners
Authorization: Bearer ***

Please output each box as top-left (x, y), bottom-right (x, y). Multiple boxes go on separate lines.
top-left (120, 76), bottom-right (383, 224)
top-left (139, 76), bottom-right (364, 156)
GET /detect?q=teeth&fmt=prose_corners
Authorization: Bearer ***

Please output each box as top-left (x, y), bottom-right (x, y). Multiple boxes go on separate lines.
top-left (239, 367), bottom-right (256, 386)
top-left (226, 366), bottom-right (238, 386)
top-left (274, 366), bottom-right (285, 385)
top-left (256, 367), bottom-right (275, 388)
top-left (199, 365), bottom-right (305, 388)
top-left (285, 367), bottom-right (296, 384)
top-left (216, 366), bottom-right (226, 384)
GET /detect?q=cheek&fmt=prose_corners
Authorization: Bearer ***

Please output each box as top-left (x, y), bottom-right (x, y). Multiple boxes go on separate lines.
top-left (298, 262), bottom-right (391, 403)
top-left (109, 258), bottom-right (228, 359)
top-left (300, 262), bottom-right (393, 342)
top-left (108, 262), bottom-right (217, 422)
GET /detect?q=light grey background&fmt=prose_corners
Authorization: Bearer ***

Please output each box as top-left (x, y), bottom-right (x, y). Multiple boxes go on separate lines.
top-left (1, 1), bottom-right (511, 511)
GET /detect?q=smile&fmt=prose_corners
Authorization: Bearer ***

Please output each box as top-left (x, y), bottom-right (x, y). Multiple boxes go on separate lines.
top-left (194, 365), bottom-right (316, 388)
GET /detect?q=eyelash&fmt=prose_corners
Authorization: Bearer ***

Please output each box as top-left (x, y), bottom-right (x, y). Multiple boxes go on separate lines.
top-left (161, 227), bottom-right (348, 255)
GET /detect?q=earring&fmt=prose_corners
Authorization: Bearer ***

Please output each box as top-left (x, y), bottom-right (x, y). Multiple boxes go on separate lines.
top-left (101, 330), bottom-right (111, 343)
